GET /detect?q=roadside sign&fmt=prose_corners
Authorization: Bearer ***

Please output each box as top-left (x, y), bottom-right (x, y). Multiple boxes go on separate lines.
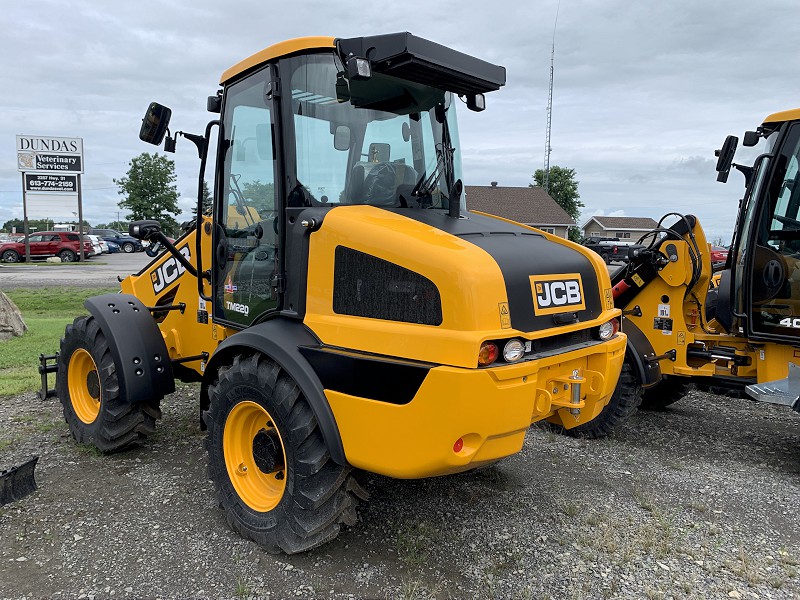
top-left (24, 173), bottom-right (78, 193)
top-left (16, 135), bottom-right (84, 174)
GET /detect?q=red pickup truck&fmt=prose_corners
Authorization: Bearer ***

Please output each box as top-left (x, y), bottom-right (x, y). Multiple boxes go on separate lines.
top-left (0, 231), bottom-right (94, 263)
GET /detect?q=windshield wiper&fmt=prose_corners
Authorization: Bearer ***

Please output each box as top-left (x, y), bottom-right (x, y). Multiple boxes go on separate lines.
top-left (411, 142), bottom-right (454, 203)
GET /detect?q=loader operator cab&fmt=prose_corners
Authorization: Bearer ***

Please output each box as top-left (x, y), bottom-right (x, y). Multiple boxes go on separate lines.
top-left (198, 36), bottom-right (491, 327)
top-left (718, 114), bottom-right (800, 342)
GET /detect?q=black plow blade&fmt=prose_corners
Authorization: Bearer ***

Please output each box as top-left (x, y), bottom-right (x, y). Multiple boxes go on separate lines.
top-left (0, 456), bottom-right (39, 506)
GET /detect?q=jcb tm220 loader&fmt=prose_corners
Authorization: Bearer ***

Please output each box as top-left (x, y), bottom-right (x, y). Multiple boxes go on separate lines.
top-left (586, 108), bottom-right (800, 434)
top-left (53, 34), bottom-right (626, 553)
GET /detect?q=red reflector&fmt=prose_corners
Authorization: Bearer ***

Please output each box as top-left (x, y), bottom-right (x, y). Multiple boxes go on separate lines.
top-left (478, 342), bottom-right (499, 366)
top-left (453, 438), bottom-right (464, 453)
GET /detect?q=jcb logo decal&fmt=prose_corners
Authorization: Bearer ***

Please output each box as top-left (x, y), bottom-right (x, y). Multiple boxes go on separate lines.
top-left (530, 273), bottom-right (585, 315)
top-left (151, 246), bottom-right (191, 294)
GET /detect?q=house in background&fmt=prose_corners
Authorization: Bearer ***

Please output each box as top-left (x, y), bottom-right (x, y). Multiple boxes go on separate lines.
top-left (581, 215), bottom-right (659, 242)
top-left (465, 183), bottom-right (575, 239)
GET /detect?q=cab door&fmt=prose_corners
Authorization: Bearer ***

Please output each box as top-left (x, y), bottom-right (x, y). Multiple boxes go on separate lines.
top-left (213, 65), bottom-right (280, 328)
top-left (744, 122), bottom-right (800, 342)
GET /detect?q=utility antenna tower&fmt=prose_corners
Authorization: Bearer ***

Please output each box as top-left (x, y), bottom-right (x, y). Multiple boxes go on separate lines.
top-left (543, 3), bottom-right (559, 194)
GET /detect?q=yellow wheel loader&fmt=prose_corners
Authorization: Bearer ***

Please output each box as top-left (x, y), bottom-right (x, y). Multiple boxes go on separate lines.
top-left (50, 34), bottom-right (626, 553)
top-left (585, 108), bottom-right (800, 433)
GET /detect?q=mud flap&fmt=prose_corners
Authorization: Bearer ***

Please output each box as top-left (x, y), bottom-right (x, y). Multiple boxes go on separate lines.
top-left (0, 456), bottom-right (39, 506)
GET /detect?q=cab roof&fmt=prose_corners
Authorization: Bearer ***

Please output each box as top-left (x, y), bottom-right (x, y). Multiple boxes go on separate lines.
top-left (763, 107), bottom-right (800, 125)
top-left (220, 36), bottom-right (335, 84)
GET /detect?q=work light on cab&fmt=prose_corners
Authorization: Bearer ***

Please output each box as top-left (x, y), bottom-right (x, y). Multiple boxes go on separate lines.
top-left (478, 342), bottom-right (499, 366)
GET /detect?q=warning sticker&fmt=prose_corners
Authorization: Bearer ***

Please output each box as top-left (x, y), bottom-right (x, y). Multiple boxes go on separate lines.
top-left (632, 273), bottom-right (645, 287)
top-left (677, 332), bottom-right (686, 345)
top-left (654, 317), bottom-right (673, 334)
top-left (499, 302), bottom-right (511, 329)
top-left (658, 304), bottom-right (670, 318)
top-left (604, 288), bottom-right (613, 310)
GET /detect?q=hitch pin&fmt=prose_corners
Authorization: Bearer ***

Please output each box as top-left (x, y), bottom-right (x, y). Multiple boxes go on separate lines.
top-left (570, 369), bottom-right (582, 416)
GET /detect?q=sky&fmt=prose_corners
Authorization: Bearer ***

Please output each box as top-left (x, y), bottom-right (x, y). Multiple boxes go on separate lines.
top-left (2, 0), bottom-right (799, 244)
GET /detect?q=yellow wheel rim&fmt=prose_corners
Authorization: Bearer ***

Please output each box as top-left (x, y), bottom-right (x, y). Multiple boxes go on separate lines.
top-left (68, 348), bottom-right (101, 424)
top-left (224, 401), bottom-right (287, 512)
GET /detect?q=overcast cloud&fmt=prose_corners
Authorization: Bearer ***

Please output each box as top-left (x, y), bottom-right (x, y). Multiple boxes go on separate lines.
top-left (2, 0), bottom-right (798, 243)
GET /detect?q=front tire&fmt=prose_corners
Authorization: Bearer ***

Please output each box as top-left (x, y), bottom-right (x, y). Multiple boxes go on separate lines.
top-left (205, 354), bottom-right (367, 554)
top-left (552, 362), bottom-right (641, 438)
top-left (58, 249), bottom-right (76, 262)
top-left (639, 377), bottom-right (693, 410)
top-left (56, 315), bottom-right (161, 452)
top-left (2, 249), bottom-right (20, 263)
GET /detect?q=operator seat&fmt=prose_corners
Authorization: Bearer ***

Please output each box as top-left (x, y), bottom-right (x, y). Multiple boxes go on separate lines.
top-left (349, 161), bottom-right (417, 207)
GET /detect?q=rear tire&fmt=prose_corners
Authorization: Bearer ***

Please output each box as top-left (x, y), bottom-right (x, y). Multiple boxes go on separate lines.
top-left (552, 362), bottom-right (641, 438)
top-left (2, 249), bottom-right (20, 263)
top-left (56, 315), bottom-right (161, 452)
top-left (205, 354), bottom-right (367, 554)
top-left (122, 242), bottom-right (135, 253)
top-left (58, 249), bottom-right (76, 262)
top-left (639, 377), bottom-right (693, 410)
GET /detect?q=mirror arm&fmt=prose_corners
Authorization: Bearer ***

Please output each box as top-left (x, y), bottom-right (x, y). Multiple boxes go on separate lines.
top-left (178, 131), bottom-right (207, 159)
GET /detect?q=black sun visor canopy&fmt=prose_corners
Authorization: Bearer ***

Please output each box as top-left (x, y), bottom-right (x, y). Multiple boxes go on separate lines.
top-left (336, 32), bottom-right (506, 96)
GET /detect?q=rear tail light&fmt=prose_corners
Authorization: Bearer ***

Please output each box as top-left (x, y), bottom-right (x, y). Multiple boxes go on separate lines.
top-left (478, 342), bottom-right (499, 366)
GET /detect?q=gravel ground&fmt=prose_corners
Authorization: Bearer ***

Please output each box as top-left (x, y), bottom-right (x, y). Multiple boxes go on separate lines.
top-left (0, 385), bottom-right (798, 600)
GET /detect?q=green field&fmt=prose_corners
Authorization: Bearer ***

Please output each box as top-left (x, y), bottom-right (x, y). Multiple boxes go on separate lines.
top-left (0, 288), bottom-right (116, 396)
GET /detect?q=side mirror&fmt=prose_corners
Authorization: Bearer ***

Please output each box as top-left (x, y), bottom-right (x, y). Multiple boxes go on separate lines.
top-left (368, 142), bottom-right (390, 163)
top-left (139, 102), bottom-right (172, 146)
top-left (742, 130), bottom-right (760, 147)
top-left (333, 126), bottom-right (351, 151)
top-left (129, 220), bottom-right (162, 241)
top-left (715, 135), bottom-right (738, 183)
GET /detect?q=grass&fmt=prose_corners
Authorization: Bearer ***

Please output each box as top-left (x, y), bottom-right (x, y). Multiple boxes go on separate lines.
top-left (0, 287), bottom-right (116, 395)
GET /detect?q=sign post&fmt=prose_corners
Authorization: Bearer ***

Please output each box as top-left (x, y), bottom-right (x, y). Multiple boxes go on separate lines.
top-left (16, 135), bottom-right (84, 261)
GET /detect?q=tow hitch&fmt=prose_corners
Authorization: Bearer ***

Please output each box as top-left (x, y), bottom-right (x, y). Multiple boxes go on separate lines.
top-left (38, 352), bottom-right (58, 400)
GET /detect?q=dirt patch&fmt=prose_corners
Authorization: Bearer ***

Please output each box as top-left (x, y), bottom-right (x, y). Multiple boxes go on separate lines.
top-left (1, 387), bottom-right (799, 599)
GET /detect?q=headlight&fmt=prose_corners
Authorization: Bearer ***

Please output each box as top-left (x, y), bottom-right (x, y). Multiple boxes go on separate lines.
top-left (598, 319), bottom-right (619, 340)
top-left (503, 339), bottom-right (525, 362)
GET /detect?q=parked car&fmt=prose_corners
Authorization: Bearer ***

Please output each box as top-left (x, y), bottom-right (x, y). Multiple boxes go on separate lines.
top-left (105, 240), bottom-right (121, 253)
top-left (710, 245), bottom-right (729, 270)
top-left (85, 234), bottom-right (105, 257)
top-left (0, 231), bottom-right (94, 263)
top-left (88, 228), bottom-right (143, 253)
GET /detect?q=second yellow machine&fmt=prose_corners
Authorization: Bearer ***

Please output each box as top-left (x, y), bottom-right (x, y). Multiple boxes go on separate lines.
top-left (55, 34), bottom-right (626, 553)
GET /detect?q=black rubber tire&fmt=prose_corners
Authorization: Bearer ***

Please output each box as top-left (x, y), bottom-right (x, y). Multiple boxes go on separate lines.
top-left (205, 354), bottom-right (368, 554)
top-left (56, 315), bottom-right (161, 452)
top-left (553, 362), bottom-right (641, 438)
top-left (603, 252), bottom-right (611, 265)
top-left (122, 242), bottom-right (135, 253)
top-left (58, 249), bottom-right (77, 263)
top-left (2, 249), bottom-right (20, 263)
top-left (639, 377), bottom-right (693, 410)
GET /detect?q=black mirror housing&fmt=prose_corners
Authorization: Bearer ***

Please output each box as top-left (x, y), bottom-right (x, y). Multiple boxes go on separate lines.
top-left (715, 135), bottom-right (739, 183)
top-left (742, 130), bottom-right (760, 147)
top-left (129, 220), bottom-right (162, 240)
top-left (140, 103), bottom-right (172, 146)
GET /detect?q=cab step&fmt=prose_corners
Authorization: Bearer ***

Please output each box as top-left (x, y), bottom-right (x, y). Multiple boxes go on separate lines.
top-left (746, 363), bottom-right (800, 413)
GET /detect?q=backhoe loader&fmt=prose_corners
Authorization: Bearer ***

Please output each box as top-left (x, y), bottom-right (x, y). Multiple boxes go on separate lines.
top-left (582, 108), bottom-right (800, 435)
top-left (50, 33), bottom-right (626, 553)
